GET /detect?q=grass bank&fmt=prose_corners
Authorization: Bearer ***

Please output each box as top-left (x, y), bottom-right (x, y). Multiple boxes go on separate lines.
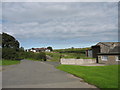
top-left (62, 53), bottom-right (94, 59)
top-left (57, 65), bottom-right (119, 88)
top-left (46, 52), bottom-right (94, 62)
top-left (0, 60), bottom-right (20, 65)
top-left (46, 52), bottom-right (60, 62)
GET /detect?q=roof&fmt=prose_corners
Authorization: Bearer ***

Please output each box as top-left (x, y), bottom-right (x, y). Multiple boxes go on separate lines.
top-left (98, 53), bottom-right (120, 55)
top-left (96, 42), bottom-right (120, 47)
top-left (95, 42), bottom-right (120, 55)
top-left (109, 46), bottom-right (120, 53)
top-left (31, 48), bottom-right (47, 50)
top-left (98, 46), bottom-right (120, 55)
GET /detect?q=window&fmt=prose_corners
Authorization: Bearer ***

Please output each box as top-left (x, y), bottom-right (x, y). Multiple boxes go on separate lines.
top-left (116, 56), bottom-right (120, 61)
top-left (102, 56), bottom-right (108, 61)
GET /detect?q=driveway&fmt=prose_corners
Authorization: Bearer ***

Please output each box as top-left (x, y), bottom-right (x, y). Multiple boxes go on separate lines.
top-left (2, 60), bottom-right (98, 88)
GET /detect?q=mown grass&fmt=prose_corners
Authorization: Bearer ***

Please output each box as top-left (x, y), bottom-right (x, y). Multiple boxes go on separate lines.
top-left (57, 65), bottom-right (119, 88)
top-left (0, 60), bottom-right (20, 65)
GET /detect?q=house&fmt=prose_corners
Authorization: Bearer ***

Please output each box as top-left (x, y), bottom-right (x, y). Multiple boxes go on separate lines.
top-left (86, 45), bottom-right (100, 59)
top-left (27, 48), bottom-right (51, 53)
top-left (86, 42), bottom-right (120, 64)
top-left (86, 49), bottom-right (92, 57)
top-left (98, 46), bottom-right (120, 65)
top-left (45, 49), bottom-right (51, 52)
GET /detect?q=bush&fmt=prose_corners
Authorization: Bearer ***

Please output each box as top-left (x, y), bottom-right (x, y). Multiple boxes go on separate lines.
top-left (2, 47), bottom-right (46, 61)
top-left (18, 51), bottom-right (46, 61)
top-left (76, 56), bottom-right (80, 59)
top-left (34, 52), bottom-right (46, 60)
top-left (2, 48), bottom-right (19, 60)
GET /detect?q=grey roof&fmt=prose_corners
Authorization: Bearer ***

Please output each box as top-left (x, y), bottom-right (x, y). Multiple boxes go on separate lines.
top-left (96, 42), bottom-right (120, 47)
top-left (98, 53), bottom-right (120, 55)
top-left (109, 46), bottom-right (120, 53)
top-left (98, 46), bottom-right (120, 55)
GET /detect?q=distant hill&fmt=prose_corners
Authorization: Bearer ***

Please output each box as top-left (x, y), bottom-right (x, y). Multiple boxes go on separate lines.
top-left (53, 47), bottom-right (91, 53)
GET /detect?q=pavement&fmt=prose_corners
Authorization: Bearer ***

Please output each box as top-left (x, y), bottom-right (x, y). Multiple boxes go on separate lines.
top-left (2, 60), bottom-right (98, 88)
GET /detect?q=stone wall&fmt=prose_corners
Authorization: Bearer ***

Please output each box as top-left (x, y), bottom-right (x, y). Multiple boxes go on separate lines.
top-left (60, 58), bottom-right (96, 65)
top-left (98, 55), bottom-right (119, 65)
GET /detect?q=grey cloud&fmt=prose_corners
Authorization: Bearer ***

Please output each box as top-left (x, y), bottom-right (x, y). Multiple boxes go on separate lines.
top-left (2, 2), bottom-right (118, 43)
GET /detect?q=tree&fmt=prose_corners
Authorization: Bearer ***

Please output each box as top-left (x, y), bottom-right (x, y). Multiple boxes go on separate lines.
top-left (0, 33), bottom-right (2, 47)
top-left (2, 33), bottom-right (20, 60)
top-left (71, 47), bottom-right (74, 49)
top-left (19, 47), bottom-right (24, 52)
top-left (2, 32), bottom-right (19, 49)
top-left (47, 46), bottom-right (53, 51)
top-left (2, 48), bottom-right (19, 60)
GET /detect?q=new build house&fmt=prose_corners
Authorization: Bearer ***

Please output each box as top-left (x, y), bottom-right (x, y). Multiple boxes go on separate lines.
top-left (86, 42), bottom-right (120, 64)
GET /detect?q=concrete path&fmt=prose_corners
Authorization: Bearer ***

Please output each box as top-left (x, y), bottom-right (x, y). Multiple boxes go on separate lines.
top-left (2, 60), bottom-right (98, 88)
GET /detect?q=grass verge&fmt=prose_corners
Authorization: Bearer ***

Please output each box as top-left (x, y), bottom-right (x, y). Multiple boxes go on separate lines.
top-left (57, 65), bottom-right (119, 88)
top-left (0, 60), bottom-right (20, 65)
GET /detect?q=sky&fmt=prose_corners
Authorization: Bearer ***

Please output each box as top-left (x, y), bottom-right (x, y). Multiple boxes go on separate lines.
top-left (1, 1), bottom-right (119, 49)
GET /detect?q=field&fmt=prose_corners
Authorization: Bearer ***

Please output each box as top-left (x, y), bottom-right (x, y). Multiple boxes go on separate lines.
top-left (57, 65), bottom-right (119, 88)
top-left (63, 53), bottom-right (94, 59)
top-left (53, 48), bottom-right (90, 52)
top-left (46, 52), bottom-right (94, 62)
top-left (0, 60), bottom-right (20, 65)
top-left (47, 48), bottom-right (94, 61)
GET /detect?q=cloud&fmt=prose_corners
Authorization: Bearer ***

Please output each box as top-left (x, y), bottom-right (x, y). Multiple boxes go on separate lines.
top-left (2, 0), bottom-right (120, 2)
top-left (2, 2), bottom-right (118, 48)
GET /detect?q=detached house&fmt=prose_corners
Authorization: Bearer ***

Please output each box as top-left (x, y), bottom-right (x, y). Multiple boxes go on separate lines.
top-left (86, 42), bottom-right (120, 64)
top-left (98, 45), bottom-right (120, 65)
top-left (27, 48), bottom-right (51, 53)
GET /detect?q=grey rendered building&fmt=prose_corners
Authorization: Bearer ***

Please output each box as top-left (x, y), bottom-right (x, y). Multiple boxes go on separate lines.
top-left (87, 42), bottom-right (120, 64)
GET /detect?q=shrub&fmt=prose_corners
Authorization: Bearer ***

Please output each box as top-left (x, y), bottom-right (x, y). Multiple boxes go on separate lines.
top-left (76, 56), bottom-right (80, 59)
top-left (2, 48), bottom-right (19, 60)
top-left (34, 52), bottom-right (46, 60)
top-left (2, 48), bottom-right (46, 61)
top-left (18, 51), bottom-right (46, 61)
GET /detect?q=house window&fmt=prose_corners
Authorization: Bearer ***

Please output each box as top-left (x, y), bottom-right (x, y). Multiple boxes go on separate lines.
top-left (116, 56), bottom-right (120, 61)
top-left (102, 56), bottom-right (108, 61)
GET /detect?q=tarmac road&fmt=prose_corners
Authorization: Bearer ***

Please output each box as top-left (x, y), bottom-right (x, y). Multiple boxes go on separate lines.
top-left (2, 60), bottom-right (98, 88)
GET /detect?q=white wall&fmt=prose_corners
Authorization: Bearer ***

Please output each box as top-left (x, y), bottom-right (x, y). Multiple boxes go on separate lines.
top-left (60, 58), bottom-right (96, 65)
top-left (30, 49), bottom-right (36, 52)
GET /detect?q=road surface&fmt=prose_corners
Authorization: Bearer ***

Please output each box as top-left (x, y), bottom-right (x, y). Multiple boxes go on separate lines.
top-left (2, 60), bottom-right (98, 88)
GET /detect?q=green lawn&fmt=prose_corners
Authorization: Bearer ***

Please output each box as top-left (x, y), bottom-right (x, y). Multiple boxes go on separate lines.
top-left (57, 65), bottom-right (119, 88)
top-left (0, 60), bottom-right (20, 65)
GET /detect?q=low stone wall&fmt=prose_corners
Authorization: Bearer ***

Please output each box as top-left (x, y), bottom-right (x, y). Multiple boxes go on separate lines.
top-left (60, 58), bottom-right (96, 65)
